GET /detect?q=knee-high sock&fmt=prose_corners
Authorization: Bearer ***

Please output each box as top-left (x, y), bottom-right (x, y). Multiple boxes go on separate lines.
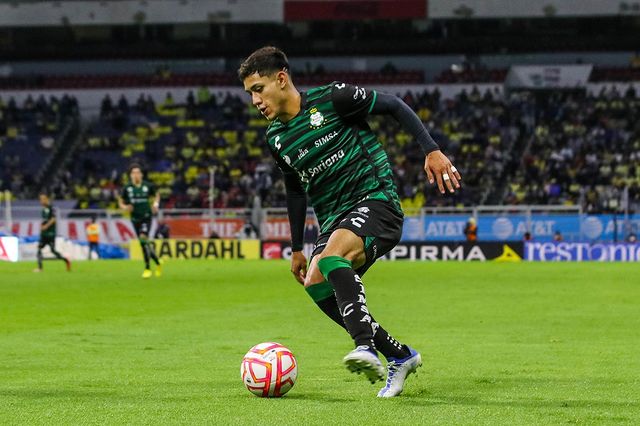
top-left (318, 256), bottom-right (376, 350)
top-left (306, 282), bottom-right (410, 360)
top-left (140, 240), bottom-right (150, 269)
top-left (146, 241), bottom-right (160, 265)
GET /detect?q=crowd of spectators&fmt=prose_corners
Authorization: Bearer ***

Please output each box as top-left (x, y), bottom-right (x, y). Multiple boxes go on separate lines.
top-left (505, 86), bottom-right (639, 213)
top-left (1, 84), bottom-right (638, 215)
top-left (0, 94), bottom-right (79, 197)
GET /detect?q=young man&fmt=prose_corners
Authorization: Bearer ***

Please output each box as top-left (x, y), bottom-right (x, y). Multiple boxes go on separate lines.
top-left (239, 47), bottom-right (462, 397)
top-left (118, 164), bottom-right (162, 278)
top-left (34, 193), bottom-right (71, 272)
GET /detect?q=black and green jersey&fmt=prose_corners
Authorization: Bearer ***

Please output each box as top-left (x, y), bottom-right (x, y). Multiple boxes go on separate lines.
top-left (266, 82), bottom-right (402, 232)
top-left (120, 181), bottom-right (156, 222)
top-left (40, 205), bottom-right (56, 238)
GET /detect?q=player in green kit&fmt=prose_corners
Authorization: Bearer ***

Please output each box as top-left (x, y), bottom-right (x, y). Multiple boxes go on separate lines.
top-left (240, 47), bottom-right (462, 397)
top-left (118, 163), bottom-right (162, 279)
top-left (34, 192), bottom-right (71, 272)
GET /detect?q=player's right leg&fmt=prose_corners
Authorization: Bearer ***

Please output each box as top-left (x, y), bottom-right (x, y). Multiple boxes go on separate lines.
top-left (133, 221), bottom-right (152, 278)
top-left (139, 237), bottom-right (152, 278)
top-left (34, 240), bottom-right (45, 272)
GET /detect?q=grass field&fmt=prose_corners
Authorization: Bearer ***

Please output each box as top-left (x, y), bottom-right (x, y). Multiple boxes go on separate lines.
top-left (1, 259), bottom-right (639, 425)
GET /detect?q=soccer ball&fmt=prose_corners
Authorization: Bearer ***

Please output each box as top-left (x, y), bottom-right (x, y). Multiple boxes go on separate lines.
top-left (241, 342), bottom-right (298, 397)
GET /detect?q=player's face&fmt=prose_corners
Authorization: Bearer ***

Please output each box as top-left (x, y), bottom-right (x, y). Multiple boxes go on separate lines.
top-left (39, 194), bottom-right (48, 206)
top-left (243, 71), bottom-right (286, 121)
top-left (130, 168), bottom-right (143, 185)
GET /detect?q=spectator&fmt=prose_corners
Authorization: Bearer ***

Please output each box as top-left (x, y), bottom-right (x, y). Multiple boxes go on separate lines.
top-left (464, 217), bottom-right (478, 242)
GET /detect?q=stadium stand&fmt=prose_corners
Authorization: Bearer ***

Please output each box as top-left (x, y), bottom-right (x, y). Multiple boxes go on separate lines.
top-left (0, 94), bottom-right (79, 198)
top-left (5, 81), bottom-right (635, 215)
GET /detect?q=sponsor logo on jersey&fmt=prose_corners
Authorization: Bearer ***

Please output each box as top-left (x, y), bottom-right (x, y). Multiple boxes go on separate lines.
top-left (297, 148), bottom-right (309, 160)
top-left (306, 150), bottom-right (344, 178)
top-left (309, 107), bottom-right (325, 129)
top-left (274, 135), bottom-right (282, 150)
top-left (314, 130), bottom-right (339, 147)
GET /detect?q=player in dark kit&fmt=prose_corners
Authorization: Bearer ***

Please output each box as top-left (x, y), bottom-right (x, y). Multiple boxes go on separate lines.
top-left (34, 193), bottom-right (71, 272)
top-left (239, 47), bottom-right (462, 397)
top-left (118, 164), bottom-right (162, 279)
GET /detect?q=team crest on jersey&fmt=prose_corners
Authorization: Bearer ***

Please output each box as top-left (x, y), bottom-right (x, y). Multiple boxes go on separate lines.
top-left (309, 107), bottom-right (325, 129)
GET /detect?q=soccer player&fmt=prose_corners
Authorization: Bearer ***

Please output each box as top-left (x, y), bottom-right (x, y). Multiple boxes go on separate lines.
top-left (118, 163), bottom-right (162, 278)
top-left (34, 193), bottom-right (71, 272)
top-left (239, 47), bottom-right (462, 397)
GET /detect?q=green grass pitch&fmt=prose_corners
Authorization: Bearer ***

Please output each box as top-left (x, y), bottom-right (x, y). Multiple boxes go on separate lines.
top-left (1, 259), bottom-right (639, 425)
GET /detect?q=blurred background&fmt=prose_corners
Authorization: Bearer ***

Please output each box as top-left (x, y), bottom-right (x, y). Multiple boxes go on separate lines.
top-left (0, 0), bottom-right (638, 259)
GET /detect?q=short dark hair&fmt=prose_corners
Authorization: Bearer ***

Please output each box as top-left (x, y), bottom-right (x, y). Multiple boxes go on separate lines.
top-left (237, 46), bottom-right (290, 82)
top-left (128, 162), bottom-right (142, 174)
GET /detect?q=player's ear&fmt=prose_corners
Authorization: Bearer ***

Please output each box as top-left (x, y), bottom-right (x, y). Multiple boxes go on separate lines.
top-left (276, 70), bottom-right (288, 89)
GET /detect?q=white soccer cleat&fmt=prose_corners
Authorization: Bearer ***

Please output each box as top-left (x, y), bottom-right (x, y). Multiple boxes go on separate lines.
top-left (343, 345), bottom-right (385, 384)
top-left (377, 347), bottom-right (422, 398)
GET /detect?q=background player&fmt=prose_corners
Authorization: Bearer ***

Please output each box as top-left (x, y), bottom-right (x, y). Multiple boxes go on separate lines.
top-left (118, 164), bottom-right (162, 278)
top-left (34, 193), bottom-right (71, 272)
top-left (239, 47), bottom-right (461, 397)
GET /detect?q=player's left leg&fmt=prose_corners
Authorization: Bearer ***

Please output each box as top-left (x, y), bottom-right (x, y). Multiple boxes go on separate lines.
top-left (48, 241), bottom-right (71, 271)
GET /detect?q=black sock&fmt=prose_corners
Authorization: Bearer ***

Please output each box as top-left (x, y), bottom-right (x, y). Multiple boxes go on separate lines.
top-left (147, 242), bottom-right (160, 265)
top-left (140, 241), bottom-right (150, 269)
top-left (37, 249), bottom-right (43, 269)
top-left (314, 291), bottom-right (410, 360)
top-left (326, 266), bottom-right (375, 350)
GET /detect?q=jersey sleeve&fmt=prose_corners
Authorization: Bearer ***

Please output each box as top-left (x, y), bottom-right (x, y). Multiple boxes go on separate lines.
top-left (48, 207), bottom-right (56, 221)
top-left (331, 82), bottom-right (377, 122)
top-left (267, 146), bottom-right (307, 251)
top-left (120, 187), bottom-right (130, 204)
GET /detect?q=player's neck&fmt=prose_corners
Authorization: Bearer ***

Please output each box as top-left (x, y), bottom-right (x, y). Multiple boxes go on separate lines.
top-left (278, 86), bottom-right (301, 123)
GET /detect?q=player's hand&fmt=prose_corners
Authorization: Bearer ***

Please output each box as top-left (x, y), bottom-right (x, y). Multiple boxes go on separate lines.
top-left (152, 205), bottom-right (158, 215)
top-left (125, 205), bottom-right (133, 213)
top-left (290, 251), bottom-right (307, 285)
top-left (424, 150), bottom-right (462, 194)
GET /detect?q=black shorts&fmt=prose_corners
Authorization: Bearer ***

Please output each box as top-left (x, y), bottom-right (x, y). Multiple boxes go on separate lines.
top-left (311, 199), bottom-right (403, 276)
top-left (38, 235), bottom-right (56, 249)
top-left (132, 219), bottom-right (152, 237)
